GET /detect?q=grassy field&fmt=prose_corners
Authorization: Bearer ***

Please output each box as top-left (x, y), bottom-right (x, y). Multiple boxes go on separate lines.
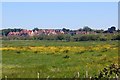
top-left (1, 40), bottom-right (119, 78)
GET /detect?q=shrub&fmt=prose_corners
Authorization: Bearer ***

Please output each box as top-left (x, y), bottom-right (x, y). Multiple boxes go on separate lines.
top-left (16, 51), bottom-right (21, 54)
top-left (94, 63), bottom-right (120, 79)
top-left (63, 55), bottom-right (70, 58)
top-left (63, 50), bottom-right (69, 53)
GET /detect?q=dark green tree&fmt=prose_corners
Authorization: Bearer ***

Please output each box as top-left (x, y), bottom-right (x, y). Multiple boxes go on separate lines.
top-left (83, 26), bottom-right (92, 31)
top-left (33, 28), bottom-right (39, 32)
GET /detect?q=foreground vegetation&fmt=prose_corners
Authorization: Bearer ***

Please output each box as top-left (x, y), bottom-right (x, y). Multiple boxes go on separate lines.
top-left (1, 40), bottom-right (119, 78)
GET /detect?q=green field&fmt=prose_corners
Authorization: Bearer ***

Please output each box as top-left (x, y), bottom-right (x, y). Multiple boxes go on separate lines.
top-left (1, 40), bottom-right (119, 78)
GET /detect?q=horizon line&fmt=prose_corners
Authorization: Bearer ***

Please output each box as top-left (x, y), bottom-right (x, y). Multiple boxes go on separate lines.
top-left (0, 26), bottom-right (118, 30)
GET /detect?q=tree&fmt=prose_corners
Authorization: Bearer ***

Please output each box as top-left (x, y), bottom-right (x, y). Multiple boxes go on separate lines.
top-left (2, 28), bottom-right (23, 36)
top-left (83, 26), bottom-right (92, 31)
top-left (64, 34), bottom-right (71, 41)
top-left (111, 26), bottom-right (116, 31)
top-left (117, 29), bottom-right (120, 33)
top-left (56, 34), bottom-right (64, 40)
top-left (95, 29), bottom-right (104, 33)
top-left (33, 28), bottom-right (39, 32)
top-left (62, 28), bottom-right (70, 32)
top-left (78, 28), bottom-right (83, 31)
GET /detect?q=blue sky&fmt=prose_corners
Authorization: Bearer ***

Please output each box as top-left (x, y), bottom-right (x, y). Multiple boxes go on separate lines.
top-left (1, 0), bottom-right (119, 2)
top-left (2, 2), bottom-right (118, 30)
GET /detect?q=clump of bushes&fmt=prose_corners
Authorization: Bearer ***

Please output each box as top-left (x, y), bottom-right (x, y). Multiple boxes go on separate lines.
top-left (63, 55), bottom-right (70, 59)
top-left (34, 51), bottom-right (38, 54)
top-left (63, 50), bottom-right (69, 53)
top-left (16, 51), bottom-right (21, 54)
top-left (2, 33), bottom-right (120, 41)
top-left (94, 63), bottom-right (120, 79)
top-left (76, 51), bottom-right (85, 54)
top-left (101, 48), bottom-right (108, 52)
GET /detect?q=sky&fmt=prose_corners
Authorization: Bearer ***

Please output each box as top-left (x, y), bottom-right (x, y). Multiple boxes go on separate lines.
top-left (2, 2), bottom-right (118, 30)
top-left (1, 0), bottom-right (119, 2)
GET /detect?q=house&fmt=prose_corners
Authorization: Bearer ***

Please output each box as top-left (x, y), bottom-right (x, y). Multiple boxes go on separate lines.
top-left (7, 28), bottom-right (97, 37)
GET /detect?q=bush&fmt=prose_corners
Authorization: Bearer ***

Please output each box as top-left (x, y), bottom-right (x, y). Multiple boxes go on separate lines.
top-left (116, 34), bottom-right (120, 40)
top-left (2, 33), bottom-right (119, 41)
top-left (94, 63), bottom-right (120, 79)
top-left (77, 35), bottom-right (100, 41)
top-left (16, 51), bottom-right (21, 54)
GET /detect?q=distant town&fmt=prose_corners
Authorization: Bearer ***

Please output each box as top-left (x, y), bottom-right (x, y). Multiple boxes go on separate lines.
top-left (0, 26), bottom-right (119, 41)
top-left (1, 26), bottom-right (119, 37)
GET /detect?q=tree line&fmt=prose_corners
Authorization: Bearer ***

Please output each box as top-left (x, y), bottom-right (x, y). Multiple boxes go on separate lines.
top-left (1, 33), bottom-right (120, 41)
